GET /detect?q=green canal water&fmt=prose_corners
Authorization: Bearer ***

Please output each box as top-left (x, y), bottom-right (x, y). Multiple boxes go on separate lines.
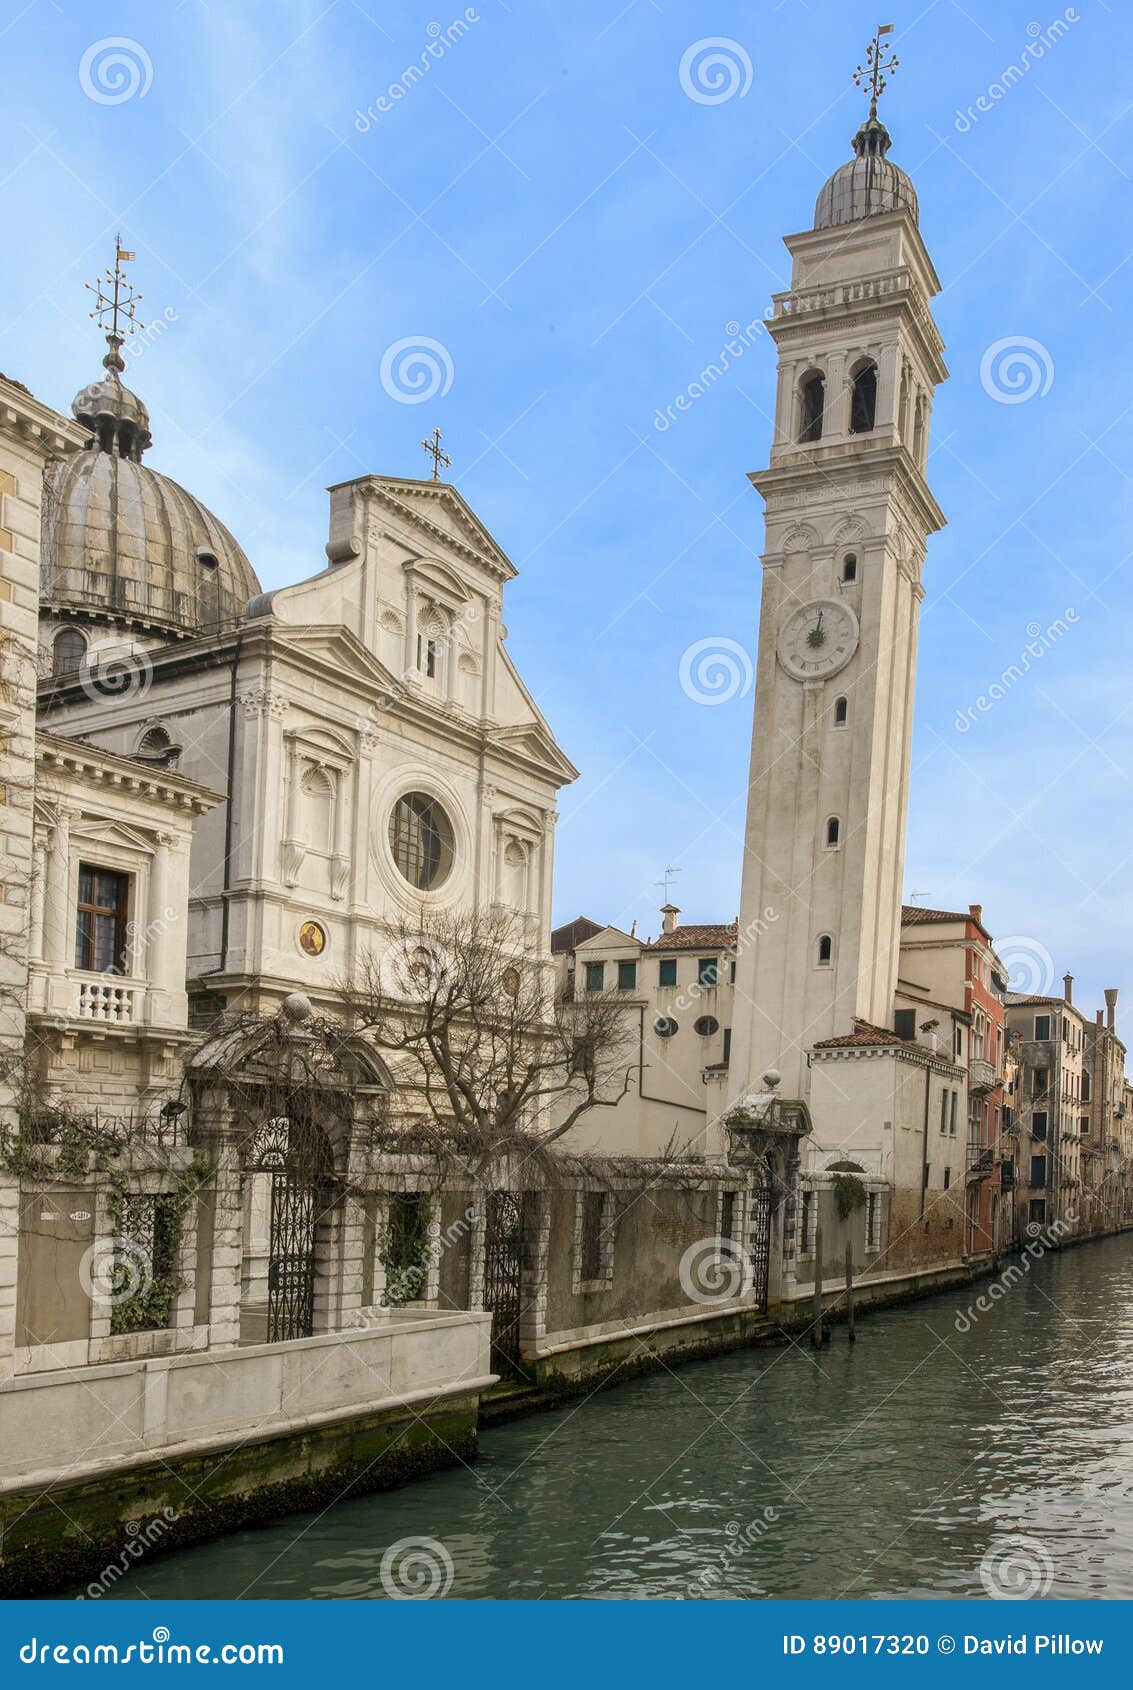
top-left (92, 1234), bottom-right (1133, 1600)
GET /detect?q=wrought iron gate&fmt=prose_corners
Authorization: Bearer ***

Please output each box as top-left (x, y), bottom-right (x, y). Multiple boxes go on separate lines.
top-left (483, 1190), bottom-right (525, 1374)
top-left (749, 1183), bottom-right (773, 1311)
top-left (248, 1115), bottom-right (330, 1344)
top-left (266, 1171), bottom-right (319, 1343)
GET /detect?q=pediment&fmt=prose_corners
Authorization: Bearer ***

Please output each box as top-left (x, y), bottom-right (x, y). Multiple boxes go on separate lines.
top-left (490, 721), bottom-right (578, 783)
top-left (364, 477), bottom-right (517, 581)
top-left (271, 624), bottom-right (403, 699)
top-left (70, 818), bottom-right (157, 853)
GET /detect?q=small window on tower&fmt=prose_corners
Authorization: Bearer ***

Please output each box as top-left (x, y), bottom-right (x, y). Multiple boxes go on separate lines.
top-left (799, 373), bottom-right (825, 444)
top-left (849, 360), bottom-right (878, 433)
top-left (817, 934), bottom-right (833, 967)
top-left (833, 696), bottom-right (849, 727)
top-left (841, 553), bottom-right (858, 583)
top-left (825, 817), bottom-right (841, 848)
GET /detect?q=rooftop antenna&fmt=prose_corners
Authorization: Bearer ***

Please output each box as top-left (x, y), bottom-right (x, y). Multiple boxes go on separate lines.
top-left (656, 866), bottom-right (682, 903)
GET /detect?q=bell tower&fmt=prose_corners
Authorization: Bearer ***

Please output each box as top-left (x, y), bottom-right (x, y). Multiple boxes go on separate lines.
top-left (729, 42), bottom-right (947, 1103)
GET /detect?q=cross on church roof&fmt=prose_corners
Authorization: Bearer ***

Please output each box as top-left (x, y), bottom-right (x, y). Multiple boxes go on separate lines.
top-left (85, 236), bottom-right (144, 369)
top-left (853, 23), bottom-right (898, 118)
top-left (421, 426), bottom-right (452, 481)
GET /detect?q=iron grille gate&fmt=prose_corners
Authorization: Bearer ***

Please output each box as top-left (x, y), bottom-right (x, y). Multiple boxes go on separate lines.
top-left (266, 1171), bottom-right (319, 1344)
top-left (483, 1190), bottom-right (524, 1374)
top-left (749, 1184), bottom-right (773, 1312)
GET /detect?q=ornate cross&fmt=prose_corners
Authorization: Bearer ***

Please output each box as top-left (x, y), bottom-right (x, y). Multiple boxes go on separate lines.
top-left (85, 235), bottom-right (144, 347)
top-left (421, 426), bottom-right (451, 481)
top-left (853, 24), bottom-right (898, 118)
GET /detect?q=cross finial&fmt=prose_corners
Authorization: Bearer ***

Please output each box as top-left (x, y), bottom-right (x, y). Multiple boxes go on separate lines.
top-left (85, 235), bottom-right (144, 372)
top-left (853, 23), bottom-right (898, 118)
top-left (421, 426), bottom-right (451, 481)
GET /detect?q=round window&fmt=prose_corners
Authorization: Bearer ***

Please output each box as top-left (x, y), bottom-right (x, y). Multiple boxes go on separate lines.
top-left (389, 792), bottom-right (455, 890)
top-left (693, 1016), bottom-right (720, 1037)
top-left (654, 1016), bottom-right (679, 1039)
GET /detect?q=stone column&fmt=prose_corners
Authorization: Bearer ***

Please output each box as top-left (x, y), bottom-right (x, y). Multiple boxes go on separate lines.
top-left (0, 1173), bottom-right (19, 1381)
top-left (41, 806), bottom-right (72, 970)
top-left (145, 832), bottom-right (180, 1027)
top-left (28, 826), bottom-right (48, 963)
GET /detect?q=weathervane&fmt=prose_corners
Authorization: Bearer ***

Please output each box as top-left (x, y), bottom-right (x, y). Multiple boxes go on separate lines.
top-left (421, 426), bottom-right (451, 481)
top-left (85, 236), bottom-right (143, 368)
top-left (853, 23), bottom-right (898, 118)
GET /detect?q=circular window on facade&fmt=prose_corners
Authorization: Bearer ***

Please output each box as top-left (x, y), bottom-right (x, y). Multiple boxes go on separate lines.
top-left (389, 792), bottom-right (455, 890)
top-left (654, 1016), bottom-right (679, 1039)
top-left (694, 1016), bottom-right (720, 1037)
top-left (298, 920), bottom-right (327, 957)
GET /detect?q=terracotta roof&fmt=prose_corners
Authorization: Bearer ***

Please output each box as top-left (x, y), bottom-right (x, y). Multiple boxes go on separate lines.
top-left (551, 916), bottom-right (605, 955)
top-left (646, 921), bottom-right (737, 953)
top-left (1005, 993), bottom-right (1070, 1009)
top-left (813, 1018), bottom-right (920, 1050)
top-left (901, 903), bottom-right (992, 941)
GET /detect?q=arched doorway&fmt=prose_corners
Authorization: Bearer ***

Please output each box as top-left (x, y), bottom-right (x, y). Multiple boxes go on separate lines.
top-left (245, 1113), bottom-right (334, 1343)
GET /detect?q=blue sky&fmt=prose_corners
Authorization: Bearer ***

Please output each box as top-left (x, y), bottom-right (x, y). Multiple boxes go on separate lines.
top-left (2, 0), bottom-right (1131, 1018)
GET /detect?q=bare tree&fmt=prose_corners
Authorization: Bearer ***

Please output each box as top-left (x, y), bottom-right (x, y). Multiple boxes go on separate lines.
top-left (339, 907), bottom-right (635, 1156)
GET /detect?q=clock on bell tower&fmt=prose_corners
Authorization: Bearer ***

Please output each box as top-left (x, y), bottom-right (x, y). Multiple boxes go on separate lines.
top-left (728, 67), bottom-right (947, 1105)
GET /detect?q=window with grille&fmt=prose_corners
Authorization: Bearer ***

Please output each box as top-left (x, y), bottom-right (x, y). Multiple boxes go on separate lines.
top-left (388, 792), bottom-right (454, 890)
top-left (52, 627), bottom-right (86, 675)
top-left (110, 1194), bottom-right (181, 1335)
top-left (580, 1190), bottom-right (606, 1283)
top-left (720, 1189), bottom-right (736, 1243)
top-left (383, 1193), bottom-right (430, 1305)
top-left (74, 865), bottom-right (129, 974)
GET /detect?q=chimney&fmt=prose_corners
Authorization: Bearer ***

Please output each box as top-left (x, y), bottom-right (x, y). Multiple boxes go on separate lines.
top-left (661, 903), bottom-right (680, 936)
top-left (1105, 987), bottom-right (1119, 1032)
top-left (969, 903), bottom-right (983, 927)
top-left (1063, 972), bottom-right (1074, 1005)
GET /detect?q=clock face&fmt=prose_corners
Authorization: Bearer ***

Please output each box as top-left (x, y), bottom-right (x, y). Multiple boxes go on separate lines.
top-left (777, 599), bottom-right (860, 681)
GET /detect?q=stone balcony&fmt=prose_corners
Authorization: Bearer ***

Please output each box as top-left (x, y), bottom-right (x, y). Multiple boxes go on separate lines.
top-left (969, 1057), bottom-right (997, 1095)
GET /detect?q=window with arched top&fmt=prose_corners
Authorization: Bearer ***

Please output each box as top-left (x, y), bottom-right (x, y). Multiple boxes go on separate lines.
top-left (849, 360), bottom-right (878, 433)
top-left (196, 549), bottom-right (220, 625)
top-left (841, 553), bottom-right (858, 583)
top-left (825, 817), bottom-right (841, 848)
top-left (798, 373), bottom-right (825, 443)
top-left (52, 627), bottom-right (87, 676)
top-left (833, 695), bottom-right (848, 727)
top-left (817, 934), bottom-right (833, 967)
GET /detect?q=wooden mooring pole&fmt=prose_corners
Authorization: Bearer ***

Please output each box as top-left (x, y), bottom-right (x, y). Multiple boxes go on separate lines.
top-left (811, 1223), bottom-right (824, 1347)
top-left (845, 1238), bottom-right (856, 1344)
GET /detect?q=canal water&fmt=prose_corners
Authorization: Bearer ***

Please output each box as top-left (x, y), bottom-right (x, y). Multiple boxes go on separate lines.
top-left (92, 1234), bottom-right (1133, 1600)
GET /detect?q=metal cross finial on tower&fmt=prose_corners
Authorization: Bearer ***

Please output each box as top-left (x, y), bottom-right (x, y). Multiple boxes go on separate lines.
top-left (85, 235), bottom-right (144, 372)
top-left (421, 426), bottom-right (451, 481)
top-left (853, 23), bottom-right (898, 118)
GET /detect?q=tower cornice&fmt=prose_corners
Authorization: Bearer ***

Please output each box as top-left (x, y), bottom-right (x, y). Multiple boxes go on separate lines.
top-left (750, 446), bottom-right (946, 539)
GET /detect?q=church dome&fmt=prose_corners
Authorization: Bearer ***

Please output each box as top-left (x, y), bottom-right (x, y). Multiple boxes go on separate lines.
top-left (41, 336), bottom-right (260, 638)
top-left (813, 115), bottom-right (918, 230)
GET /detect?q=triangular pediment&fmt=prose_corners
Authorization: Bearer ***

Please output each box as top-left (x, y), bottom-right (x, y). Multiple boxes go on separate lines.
top-left (490, 721), bottom-right (578, 784)
top-left (270, 624), bottom-right (403, 698)
top-left (360, 476), bottom-right (517, 581)
top-left (69, 818), bottom-right (157, 853)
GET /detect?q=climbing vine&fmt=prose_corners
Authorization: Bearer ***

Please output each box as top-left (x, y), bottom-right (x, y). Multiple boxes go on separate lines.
top-left (832, 1173), bottom-right (868, 1221)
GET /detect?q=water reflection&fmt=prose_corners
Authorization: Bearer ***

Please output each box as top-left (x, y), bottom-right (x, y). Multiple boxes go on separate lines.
top-left (95, 1235), bottom-right (1133, 1600)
